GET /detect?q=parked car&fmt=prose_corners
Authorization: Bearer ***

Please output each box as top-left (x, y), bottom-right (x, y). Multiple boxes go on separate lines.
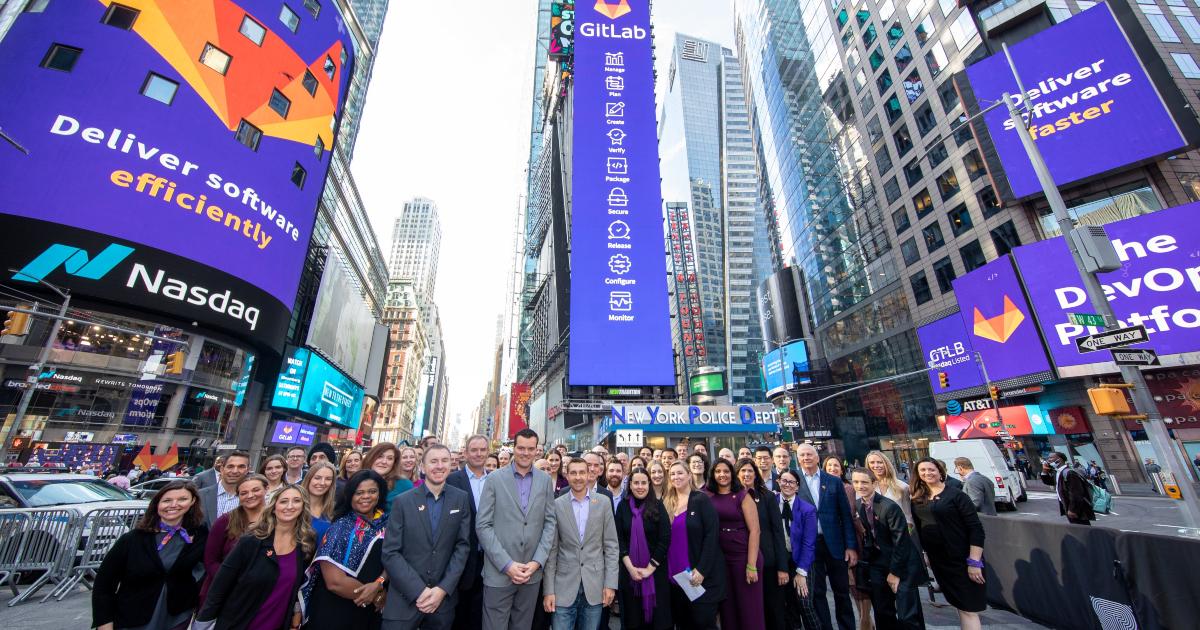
top-left (128, 476), bottom-right (191, 500)
top-left (929, 439), bottom-right (1028, 511)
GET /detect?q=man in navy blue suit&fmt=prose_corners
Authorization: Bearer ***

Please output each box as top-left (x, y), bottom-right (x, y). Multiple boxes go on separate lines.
top-left (794, 444), bottom-right (858, 630)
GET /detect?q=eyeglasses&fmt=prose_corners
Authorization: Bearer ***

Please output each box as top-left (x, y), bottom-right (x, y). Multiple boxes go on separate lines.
top-left (779, 479), bottom-right (798, 486)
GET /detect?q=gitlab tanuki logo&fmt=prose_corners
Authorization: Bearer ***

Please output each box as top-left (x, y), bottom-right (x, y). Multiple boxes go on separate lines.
top-left (972, 295), bottom-right (1026, 344)
top-left (594, 0), bottom-right (632, 19)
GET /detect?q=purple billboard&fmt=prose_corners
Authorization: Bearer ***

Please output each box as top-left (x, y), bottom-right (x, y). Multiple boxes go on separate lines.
top-left (569, 0), bottom-right (674, 385)
top-left (269, 420), bottom-right (316, 446)
top-left (1012, 202), bottom-right (1200, 372)
top-left (965, 3), bottom-right (1188, 198)
top-left (951, 256), bottom-right (1053, 383)
top-left (0, 1), bottom-right (353, 346)
top-left (916, 314), bottom-right (986, 395)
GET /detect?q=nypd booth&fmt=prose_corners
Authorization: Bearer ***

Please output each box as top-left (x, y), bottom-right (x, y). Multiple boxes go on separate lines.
top-left (596, 404), bottom-right (781, 454)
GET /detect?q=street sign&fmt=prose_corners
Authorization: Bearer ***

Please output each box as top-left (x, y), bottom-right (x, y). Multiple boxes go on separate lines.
top-left (783, 419), bottom-right (800, 428)
top-left (1111, 348), bottom-right (1160, 366)
top-left (1075, 325), bottom-right (1149, 353)
top-left (615, 429), bottom-right (644, 448)
top-left (1068, 312), bottom-right (1108, 327)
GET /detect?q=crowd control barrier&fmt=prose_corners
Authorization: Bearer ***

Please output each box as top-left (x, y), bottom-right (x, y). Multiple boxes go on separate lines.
top-left (44, 507), bottom-right (144, 602)
top-left (0, 508), bottom-right (81, 606)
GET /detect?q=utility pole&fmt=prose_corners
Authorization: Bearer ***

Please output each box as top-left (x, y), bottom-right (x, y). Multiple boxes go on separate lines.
top-left (0, 289), bottom-right (70, 463)
top-left (973, 352), bottom-right (1009, 440)
top-left (1002, 90), bottom-right (1200, 529)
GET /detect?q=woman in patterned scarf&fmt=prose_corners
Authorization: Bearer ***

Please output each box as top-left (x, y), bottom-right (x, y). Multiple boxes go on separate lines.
top-left (300, 470), bottom-right (389, 629)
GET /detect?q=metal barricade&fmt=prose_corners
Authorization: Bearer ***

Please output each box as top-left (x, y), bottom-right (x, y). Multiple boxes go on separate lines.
top-left (44, 507), bottom-right (144, 602)
top-left (2, 509), bottom-right (81, 606)
top-left (0, 511), bottom-right (31, 593)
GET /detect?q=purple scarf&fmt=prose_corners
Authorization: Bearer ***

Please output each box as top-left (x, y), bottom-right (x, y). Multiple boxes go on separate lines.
top-left (629, 500), bottom-right (656, 623)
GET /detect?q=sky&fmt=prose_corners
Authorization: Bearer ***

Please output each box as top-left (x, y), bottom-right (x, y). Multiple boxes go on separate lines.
top-left (351, 0), bottom-right (736, 437)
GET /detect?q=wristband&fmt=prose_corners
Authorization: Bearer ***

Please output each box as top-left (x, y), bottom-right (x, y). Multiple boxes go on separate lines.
top-left (746, 565), bottom-right (758, 572)
top-left (966, 558), bottom-right (984, 569)
top-left (375, 576), bottom-right (387, 585)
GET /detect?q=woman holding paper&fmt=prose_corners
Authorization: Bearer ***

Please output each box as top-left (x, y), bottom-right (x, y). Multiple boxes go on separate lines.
top-left (616, 468), bottom-right (673, 629)
top-left (663, 461), bottom-right (726, 630)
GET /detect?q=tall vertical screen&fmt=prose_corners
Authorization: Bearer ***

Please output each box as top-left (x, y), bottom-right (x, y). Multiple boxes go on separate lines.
top-left (570, 0), bottom-right (674, 386)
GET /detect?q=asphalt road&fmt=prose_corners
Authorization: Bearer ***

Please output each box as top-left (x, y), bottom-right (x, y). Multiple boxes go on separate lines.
top-left (1001, 489), bottom-right (1199, 537)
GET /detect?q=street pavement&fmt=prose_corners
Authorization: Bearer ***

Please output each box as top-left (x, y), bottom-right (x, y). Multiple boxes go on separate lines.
top-left (1001, 488), bottom-right (1199, 537)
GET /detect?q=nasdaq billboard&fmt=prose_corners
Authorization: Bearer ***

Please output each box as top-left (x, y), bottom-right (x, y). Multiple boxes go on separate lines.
top-left (569, 0), bottom-right (674, 385)
top-left (916, 314), bottom-right (987, 395)
top-left (0, 1), bottom-right (353, 345)
top-left (951, 256), bottom-right (1053, 383)
top-left (965, 3), bottom-right (1189, 198)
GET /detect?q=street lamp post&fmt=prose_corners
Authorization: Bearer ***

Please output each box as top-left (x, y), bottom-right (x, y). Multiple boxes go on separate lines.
top-left (0, 279), bottom-right (70, 463)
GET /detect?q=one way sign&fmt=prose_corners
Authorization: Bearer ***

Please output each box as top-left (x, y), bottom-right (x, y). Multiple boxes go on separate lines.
top-left (1075, 325), bottom-right (1149, 353)
top-left (1111, 348), bottom-right (1160, 366)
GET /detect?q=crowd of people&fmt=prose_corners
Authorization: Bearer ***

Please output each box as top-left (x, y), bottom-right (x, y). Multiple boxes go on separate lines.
top-left (90, 430), bottom-right (1105, 630)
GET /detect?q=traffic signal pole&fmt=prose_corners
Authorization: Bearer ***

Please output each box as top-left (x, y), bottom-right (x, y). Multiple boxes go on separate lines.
top-left (1002, 91), bottom-right (1200, 529)
top-left (0, 293), bottom-right (69, 463)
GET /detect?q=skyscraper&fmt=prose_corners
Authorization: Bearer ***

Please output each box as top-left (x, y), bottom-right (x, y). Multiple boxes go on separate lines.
top-left (388, 197), bottom-right (443, 301)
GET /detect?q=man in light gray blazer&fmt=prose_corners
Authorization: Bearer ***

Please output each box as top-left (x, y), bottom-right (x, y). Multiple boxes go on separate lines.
top-left (954, 457), bottom-right (998, 515)
top-left (191, 455), bottom-right (222, 490)
top-left (542, 457), bottom-right (618, 630)
top-left (476, 428), bottom-right (557, 630)
top-left (382, 445), bottom-right (472, 629)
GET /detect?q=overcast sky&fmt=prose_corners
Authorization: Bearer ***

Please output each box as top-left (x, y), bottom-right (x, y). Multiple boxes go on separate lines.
top-left (351, 1), bottom-right (736, 437)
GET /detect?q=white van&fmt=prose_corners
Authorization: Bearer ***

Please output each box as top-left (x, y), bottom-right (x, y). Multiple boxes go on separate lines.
top-left (929, 439), bottom-right (1028, 511)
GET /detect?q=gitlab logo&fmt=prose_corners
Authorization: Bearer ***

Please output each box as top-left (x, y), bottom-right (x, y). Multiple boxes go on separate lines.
top-left (594, 0), bottom-right (632, 19)
top-left (972, 295), bottom-right (1026, 344)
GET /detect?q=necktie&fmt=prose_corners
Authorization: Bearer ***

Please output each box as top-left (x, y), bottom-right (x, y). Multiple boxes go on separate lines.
top-left (782, 498), bottom-right (792, 528)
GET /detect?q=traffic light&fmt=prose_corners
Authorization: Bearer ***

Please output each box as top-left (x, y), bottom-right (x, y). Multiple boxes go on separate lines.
top-left (1087, 387), bottom-right (1132, 416)
top-left (165, 351), bottom-right (186, 375)
top-left (786, 399), bottom-right (797, 418)
top-left (989, 385), bottom-right (1000, 400)
top-left (2, 308), bottom-right (31, 336)
top-left (938, 372), bottom-right (949, 389)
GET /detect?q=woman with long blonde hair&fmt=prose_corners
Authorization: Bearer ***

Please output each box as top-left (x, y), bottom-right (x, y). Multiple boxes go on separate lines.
top-left (865, 450), bottom-right (912, 524)
top-left (662, 461), bottom-right (725, 629)
top-left (335, 450), bottom-right (363, 501)
top-left (303, 461), bottom-right (338, 540)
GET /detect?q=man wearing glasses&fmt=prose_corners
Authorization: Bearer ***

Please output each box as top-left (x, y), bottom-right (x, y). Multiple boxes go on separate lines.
top-left (283, 446), bottom-right (307, 484)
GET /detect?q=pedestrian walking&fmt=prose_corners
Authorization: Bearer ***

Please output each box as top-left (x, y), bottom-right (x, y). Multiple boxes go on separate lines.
top-left (446, 434), bottom-right (491, 630)
top-left (1040, 452), bottom-right (1095, 525)
top-left (542, 457), bottom-right (619, 630)
top-left (193, 485), bottom-right (314, 630)
top-left (475, 428), bottom-right (557, 630)
top-left (849, 468), bottom-right (926, 630)
top-left (92, 480), bottom-right (209, 630)
top-left (615, 468), bottom-right (673, 629)
top-left (910, 458), bottom-right (986, 630)
top-left (795, 444), bottom-right (858, 630)
top-left (662, 461), bottom-right (725, 630)
top-left (300, 470), bottom-right (389, 630)
top-left (739, 457), bottom-right (791, 630)
top-left (706, 458), bottom-right (765, 630)
top-left (381, 444), bottom-right (472, 629)
top-left (200, 473), bottom-right (267, 602)
top-left (953, 458), bottom-right (997, 516)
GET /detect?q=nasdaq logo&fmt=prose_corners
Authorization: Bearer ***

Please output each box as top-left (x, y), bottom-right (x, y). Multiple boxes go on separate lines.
top-left (12, 243), bottom-right (134, 283)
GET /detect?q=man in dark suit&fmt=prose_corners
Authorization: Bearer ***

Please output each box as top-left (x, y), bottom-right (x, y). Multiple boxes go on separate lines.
top-left (446, 435), bottom-right (490, 630)
top-left (382, 444), bottom-right (472, 629)
top-left (191, 455), bottom-right (222, 490)
top-left (850, 468), bottom-right (926, 630)
top-left (1040, 451), bottom-right (1095, 525)
top-left (794, 444), bottom-right (858, 630)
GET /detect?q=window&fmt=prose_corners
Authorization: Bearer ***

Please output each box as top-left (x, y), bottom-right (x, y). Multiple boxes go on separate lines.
top-left (895, 124), bottom-right (914, 156)
top-left (915, 102), bottom-right (937, 136)
top-left (913, 188), bottom-right (933, 217)
top-left (302, 69), bottom-right (319, 96)
top-left (1141, 5), bottom-right (1181, 42)
top-left (279, 5), bottom-right (300, 32)
top-left (323, 55), bottom-right (336, 80)
top-left (911, 271), bottom-right (934, 304)
top-left (884, 176), bottom-right (903, 203)
top-left (904, 70), bottom-right (924, 103)
top-left (907, 0), bottom-right (925, 20)
top-left (837, 9), bottom-right (850, 28)
top-left (950, 12), bottom-right (978, 49)
top-left (960, 240), bottom-right (988, 271)
top-left (140, 72), bottom-right (178, 105)
top-left (1172, 7), bottom-right (1200, 43)
top-left (928, 140), bottom-right (949, 168)
top-left (938, 81), bottom-right (960, 112)
top-left (923, 221), bottom-right (946, 251)
top-left (991, 220), bottom-right (1022, 256)
top-left (867, 116), bottom-right (885, 143)
top-left (904, 159), bottom-right (923, 186)
top-left (875, 144), bottom-right (893, 173)
top-left (303, 0), bottom-right (321, 18)
top-left (1173, 53), bottom-right (1200, 78)
top-left (40, 44), bottom-right (82, 72)
top-left (895, 44), bottom-right (913, 71)
top-left (863, 23), bottom-right (878, 46)
top-left (869, 47), bottom-right (886, 70)
top-left (848, 47), bottom-right (861, 69)
top-left (947, 203), bottom-right (973, 236)
top-left (901, 238), bottom-right (921, 265)
top-left (25, 0), bottom-right (51, 11)
top-left (926, 42), bottom-right (947, 77)
top-left (933, 257), bottom-right (957, 292)
top-left (978, 186), bottom-right (1003, 218)
top-left (893, 208), bottom-right (912, 234)
top-left (915, 14), bottom-right (935, 44)
top-left (964, 149), bottom-right (987, 181)
top-left (268, 89), bottom-right (291, 118)
top-left (101, 3), bottom-right (139, 29)
top-left (939, 0), bottom-right (956, 17)
top-left (1048, 0), bottom-right (1072, 22)
top-left (887, 22), bottom-right (904, 48)
top-left (861, 92), bottom-right (876, 115)
top-left (877, 69), bottom-right (894, 94)
top-left (953, 113), bottom-right (973, 145)
top-left (854, 68), bottom-right (868, 91)
top-left (235, 119), bottom-right (262, 150)
top-left (290, 162), bottom-right (307, 189)
top-left (239, 16), bottom-right (267, 45)
top-left (880, 0), bottom-right (897, 21)
top-left (884, 94), bottom-right (904, 123)
top-left (314, 136), bottom-right (325, 160)
top-left (857, 9), bottom-right (872, 26)
top-left (200, 43), bottom-right (231, 74)
top-left (936, 168), bottom-right (961, 200)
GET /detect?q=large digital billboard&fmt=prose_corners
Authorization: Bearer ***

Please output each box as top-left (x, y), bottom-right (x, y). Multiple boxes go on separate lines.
top-left (761, 341), bottom-right (812, 397)
top-left (0, 1), bottom-right (353, 347)
top-left (1011, 202), bottom-right (1200, 374)
top-left (568, 0), bottom-right (674, 386)
top-left (951, 256), bottom-right (1052, 383)
top-left (306, 252), bottom-right (375, 383)
top-left (965, 3), bottom-right (1189, 198)
top-left (272, 346), bottom-right (363, 429)
top-left (916, 314), bottom-right (987, 395)
top-left (937, 403), bottom-right (1053, 440)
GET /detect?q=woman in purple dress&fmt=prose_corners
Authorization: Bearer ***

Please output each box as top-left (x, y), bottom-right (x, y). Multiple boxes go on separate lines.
top-left (705, 457), bottom-right (765, 630)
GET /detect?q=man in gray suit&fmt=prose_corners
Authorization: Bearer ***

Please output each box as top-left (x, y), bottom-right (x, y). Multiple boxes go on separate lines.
top-left (382, 444), bottom-right (472, 629)
top-left (954, 457), bottom-right (998, 515)
top-left (476, 428), bottom-right (557, 630)
top-left (196, 451), bottom-right (250, 527)
top-left (542, 458), bottom-right (618, 630)
top-left (191, 455), bottom-right (223, 490)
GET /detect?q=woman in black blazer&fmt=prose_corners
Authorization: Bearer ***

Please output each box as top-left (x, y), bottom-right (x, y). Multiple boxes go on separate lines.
top-left (92, 480), bottom-right (209, 630)
top-left (616, 469), bottom-right (673, 629)
top-left (736, 458), bottom-right (791, 630)
top-left (662, 461), bottom-right (726, 630)
top-left (194, 485), bottom-right (315, 630)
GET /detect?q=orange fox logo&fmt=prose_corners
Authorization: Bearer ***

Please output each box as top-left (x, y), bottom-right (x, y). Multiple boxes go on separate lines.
top-left (594, 0), bottom-right (632, 19)
top-left (972, 295), bottom-right (1026, 343)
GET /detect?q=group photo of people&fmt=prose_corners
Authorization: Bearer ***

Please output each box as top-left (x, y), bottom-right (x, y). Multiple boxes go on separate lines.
top-left (90, 430), bottom-right (1002, 630)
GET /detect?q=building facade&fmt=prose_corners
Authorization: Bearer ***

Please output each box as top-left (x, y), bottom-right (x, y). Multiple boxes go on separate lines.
top-left (375, 279), bottom-right (426, 443)
top-left (388, 197), bottom-right (442, 302)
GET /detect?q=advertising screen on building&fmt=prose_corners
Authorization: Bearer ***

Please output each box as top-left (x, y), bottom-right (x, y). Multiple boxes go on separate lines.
top-left (568, 0), bottom-right (674, 386)
top-left (761, 341), bottom-right (812, 397)
top-left (916, 314), bottom-right (987, 395)
top-left (269, 420), bottom-right (316, 445)
top-left (0, 1), bottom-right (353, 348)
top-left (1011, 202), bottom-right (1200, 374)
top-left (306, 253), bottom-right (375, 383)
top-left (937, 403), bottom-right (1053, 440)
top-left (272, 346), bottom-right (364, 429)
top-left (951, 256), bottom-right (1053, 383)
top-left (965, 3), bottom-right (1188, 198)
top-left (689, 372), bottom-right (727, 396)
